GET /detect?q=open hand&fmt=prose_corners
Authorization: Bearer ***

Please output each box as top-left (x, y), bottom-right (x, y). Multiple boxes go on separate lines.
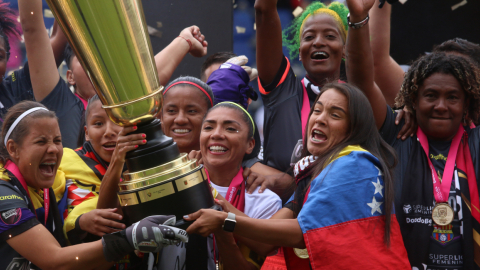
top-left (79, 208), bottom-right (126, 237)
top-left (395, 107), bottom-right (417, 140)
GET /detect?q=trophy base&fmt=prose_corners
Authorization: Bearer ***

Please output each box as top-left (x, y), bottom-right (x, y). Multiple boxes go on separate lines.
top-left (119, 164), bottom-right (214, 228)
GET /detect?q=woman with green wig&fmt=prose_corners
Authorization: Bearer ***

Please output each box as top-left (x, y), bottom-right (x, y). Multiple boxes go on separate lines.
top-left (254, 0), bottom-right (350, 178)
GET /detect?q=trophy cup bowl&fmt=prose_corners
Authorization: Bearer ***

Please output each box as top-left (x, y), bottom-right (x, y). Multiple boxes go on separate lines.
top-left (46, 0), bottom-right (214, 228)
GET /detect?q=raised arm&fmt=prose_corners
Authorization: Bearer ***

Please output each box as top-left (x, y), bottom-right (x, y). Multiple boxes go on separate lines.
top-left (155, 25), bottom-right (207, 86)
top-left (50, 21), bottom-right (68, 68)
top-left (18, 0), bottom-right (60, 102)
top-left (345, 0), bottom-right (387, 129)
top-left (254, 0), bottom-right (285, 84)
top-left (370, 0), bottom-right (405, 105)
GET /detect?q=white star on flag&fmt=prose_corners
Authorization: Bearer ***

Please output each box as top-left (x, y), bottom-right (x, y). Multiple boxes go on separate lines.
top-left (372, 178), bottom-right (384, 197)
top-left (367, 196), bottom-right (383, 215)
top-left (374, 165), bottom-right (383, 176)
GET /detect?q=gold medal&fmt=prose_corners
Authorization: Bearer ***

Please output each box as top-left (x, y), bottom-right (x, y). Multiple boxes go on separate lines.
top-left (432, 203), bottom-right (454, 226)
top-left (293, 248), bottom-right (309, 259)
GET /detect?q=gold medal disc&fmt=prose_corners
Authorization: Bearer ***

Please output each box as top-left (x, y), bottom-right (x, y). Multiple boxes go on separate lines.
top-left (293, 248), bottom-right (309, 259)
top-left (432, 203), bottom-right (454, 226)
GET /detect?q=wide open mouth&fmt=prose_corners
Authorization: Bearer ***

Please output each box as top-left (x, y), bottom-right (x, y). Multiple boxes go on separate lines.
top-left (39, 162), bottom-right (56, 176)
top-left (102, 141), bottom-right (117, 151)
top-left (311, 129), bottom-right (327, 143)
top-left (311, 51), bottom-right (329, 60)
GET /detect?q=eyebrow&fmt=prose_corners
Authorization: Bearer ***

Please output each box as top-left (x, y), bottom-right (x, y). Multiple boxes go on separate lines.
top-left (204, 119), bottom-right (242, 126)
top-left (317, 101), bottom-right (347, 113)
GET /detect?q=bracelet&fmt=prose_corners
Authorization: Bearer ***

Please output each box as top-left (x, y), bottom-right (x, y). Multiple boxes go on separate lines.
top-left (347, 13), bottom-right (369, 29)
top-left (178, 36), bottom-right (192, 51)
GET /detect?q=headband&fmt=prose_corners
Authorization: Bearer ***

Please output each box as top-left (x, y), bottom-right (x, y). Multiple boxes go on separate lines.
top-left (163, 81), bottom-right (213, 106)
top-left (299, 8), bottom-right (348, 42)
top-left (215, 101), bottom-right (255, 134)
top-left (4, 107), bottom-right (49, 146)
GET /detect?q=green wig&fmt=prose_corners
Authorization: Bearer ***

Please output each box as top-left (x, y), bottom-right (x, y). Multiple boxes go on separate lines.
top-left (282, 1), bottom-right (349, 59)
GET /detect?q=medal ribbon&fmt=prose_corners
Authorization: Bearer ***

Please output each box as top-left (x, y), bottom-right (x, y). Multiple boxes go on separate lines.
top-left (5, 160), bottom-right (49, 225)
top-left (417, 126), bottom-right (464, 203)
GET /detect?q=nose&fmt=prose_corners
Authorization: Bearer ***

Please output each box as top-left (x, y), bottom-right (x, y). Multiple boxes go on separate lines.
top-left (104, 121), bottom-right (120, 139)
top-left (174, 110), bottom-right (188, 125)
top-left (46, 142), bottom-right (59, 154)
top-left (434, 98), bottom-right (448, 113)
top-left (314, 111), bottom-right (328, 126)
top-left (313, 35), bottom-right (326, 48)
top-left (210, 126), bottom-right (225, 140)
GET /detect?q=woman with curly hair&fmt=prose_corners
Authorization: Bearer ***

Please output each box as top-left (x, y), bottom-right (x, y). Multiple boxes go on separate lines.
top-left (347, 0), bottom-right (480, 268)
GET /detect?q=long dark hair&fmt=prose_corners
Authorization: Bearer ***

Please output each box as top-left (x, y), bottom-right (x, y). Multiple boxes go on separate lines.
top-left (300, 83), bottom-right (397, 245)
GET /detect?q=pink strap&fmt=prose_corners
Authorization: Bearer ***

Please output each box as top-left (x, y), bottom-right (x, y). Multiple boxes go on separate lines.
top-left (417, 126), bottom-right (464, 203)
top-left (300, 79), bottom-right (310, 139)
top-left (205, 168), bottom-right (245, 213)
top-left (5, 161), bottom-right (49, 224)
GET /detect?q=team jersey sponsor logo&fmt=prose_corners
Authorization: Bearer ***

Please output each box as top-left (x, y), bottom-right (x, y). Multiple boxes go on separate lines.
top-left (406, 216), bottom-right (432, 225)
top-left (6, 257), bottom-right (29, 270)
top-left (432, 224), bottom-right (454, 244)
top-left (1, 208), bottom-right (22, 225)
top-left (0, 194), bottom-right (24, 201)
top-left (403, 204), bottom-right (412, 214)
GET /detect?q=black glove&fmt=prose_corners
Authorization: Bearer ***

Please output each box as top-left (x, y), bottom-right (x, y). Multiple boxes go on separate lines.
top-left (101, 215), bottom-right (188, 262)
top-left (379, 0), bottom-right (399, 8)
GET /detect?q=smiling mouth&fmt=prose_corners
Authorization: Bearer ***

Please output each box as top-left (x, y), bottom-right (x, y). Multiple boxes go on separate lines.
top-left (311, 129), bottom-right (327, 143)
top-left (173, 129), bottom-right (191, 134)
top-left (311, 51), bottom-right (329, 60)
top-left (39, 162), bottom-right (56, 176)
top-left (209, 145), bottom-right (228, 153)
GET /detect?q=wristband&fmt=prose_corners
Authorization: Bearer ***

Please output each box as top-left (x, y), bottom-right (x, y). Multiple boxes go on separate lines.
top-left (178, 36), bottom-right (192, 51)
top-left (347, 13), bottom-right (370, 29)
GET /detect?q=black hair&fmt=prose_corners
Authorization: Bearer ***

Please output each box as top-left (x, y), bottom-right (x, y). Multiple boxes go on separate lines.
top-left (434, 38), bottom-right (480, 68)
top-left (200, 52), bottom-right (237, 81)
top-left (0, 2), bottom-right (21, 62)
top-left (64, 43), bottom-right (75, 70)
top-left (0, 101), bottom-right (57, 163)
top-left (77, 95), bottom-right (101, 147)
top-left (299, 83), bottom-right (397, 246)
top-left (395, 52), bottom-right (480, 124)
top-left (164, 76), bottom-right (214, 110)
top-left (206, 102), bottom-right (254, 140)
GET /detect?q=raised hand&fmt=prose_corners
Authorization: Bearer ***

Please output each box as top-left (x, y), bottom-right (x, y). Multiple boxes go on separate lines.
top-left (110, 126), bottom-right (147, 165)
top-left (346, 0), bottom-right (375, 20)
top-left (179, 25), bottom-right (208, 58)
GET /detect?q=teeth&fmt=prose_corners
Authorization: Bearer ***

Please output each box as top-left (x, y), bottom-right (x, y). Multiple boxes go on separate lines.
top-left (41, 162), bottom-right (56, 166)
top-left (209, 146), bottom-right (227, 152)
top-left (312, 51), bottom-right (328, 59)
top-left (174, 129), bottom-right (190, 134)
top-left (313, 130), bottom-right (325, 135)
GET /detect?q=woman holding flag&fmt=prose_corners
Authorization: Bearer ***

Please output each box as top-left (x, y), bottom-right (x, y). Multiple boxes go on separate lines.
top-left (184, 82), bottom-right (411, 269)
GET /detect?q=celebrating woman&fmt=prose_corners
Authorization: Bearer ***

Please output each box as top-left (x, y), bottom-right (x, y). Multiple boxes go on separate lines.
top-left (346, 0), bottom-right (480, 268)
top-left (0, 101), bottom-right (187, 270)
top-left (185, 83), bottom-right (410, 269)
top-left (196, 102), bottom-right (282, 269)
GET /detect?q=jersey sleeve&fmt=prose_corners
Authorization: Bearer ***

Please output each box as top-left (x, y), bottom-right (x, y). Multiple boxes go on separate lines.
top-left (40, 78), bottom-right (84, 149)
top-left (379, 105), bottom-right (404, 146)
top-left (0, 182), bottom-right (39, 241)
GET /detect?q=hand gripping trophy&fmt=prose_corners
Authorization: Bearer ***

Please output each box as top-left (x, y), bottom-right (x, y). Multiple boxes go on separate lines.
top-left (46, 0), bottom-right (214, 227)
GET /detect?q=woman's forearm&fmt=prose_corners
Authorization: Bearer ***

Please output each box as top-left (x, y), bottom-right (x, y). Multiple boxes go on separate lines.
top-left (215, 231), bottom-right (257, 270)
top-left (155, 37), bottom-right (189, 86)
top-left (97, 160), bottom-right (123, 210)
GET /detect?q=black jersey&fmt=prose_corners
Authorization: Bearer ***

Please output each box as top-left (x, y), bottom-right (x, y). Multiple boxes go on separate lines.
top-left (258, 56), bottom-right (312, 173)
top-left (0, 62), bottom-right (83, 149)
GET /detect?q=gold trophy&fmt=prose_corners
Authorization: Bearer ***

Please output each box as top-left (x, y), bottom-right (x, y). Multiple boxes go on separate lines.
top-left (46, 0), bottom-right (214, 227)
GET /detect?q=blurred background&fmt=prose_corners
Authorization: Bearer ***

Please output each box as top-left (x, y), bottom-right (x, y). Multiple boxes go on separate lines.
top-left (4, 0), bottom-right (479, 142)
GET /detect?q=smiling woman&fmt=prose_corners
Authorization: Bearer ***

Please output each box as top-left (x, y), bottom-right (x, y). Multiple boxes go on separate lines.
top-left (160, 76), bottom-right (214, 154)
top-left (347, 1), bottom-right (480, 265)
top-left (185, 83), bottom-right (410, 269)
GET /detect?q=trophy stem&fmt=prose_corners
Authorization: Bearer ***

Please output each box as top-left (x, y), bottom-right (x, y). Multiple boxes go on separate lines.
top-left (125, 119), bottom-right (180, 172)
